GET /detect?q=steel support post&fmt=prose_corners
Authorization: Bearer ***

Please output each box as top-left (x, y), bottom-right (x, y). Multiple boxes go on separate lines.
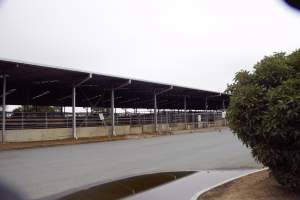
top-left (166, 111), bottom-right (168, 125)
top-left (192, 112), bottom-right (195, 129)
top-left (205, 97), bottom-right (208, 127)
top-left (129, 115), bottom-right (132, 127)
top-left (45, 112), bottom-right (48, 129)
top-left (152, 86), bottom-right (173, 133)
top-left (184, 96), bottom-right (187, 128)
top-left (21, 112), bottom-right (24, 129)
top-left (72, 73), bottom-right (92, 140)
top-left (160, 110), bottom-right (162, 124)
top-left (154, 93), bottom-right (158, 132)
top-left (108, 79), bottom-right (131, 137)
top-left (138, 113), bottom-right (141, 126)
top-left (2, 74), bottom-right (6, 143)
top-left (111, 89), bottom-right (115, 136)
top-left (72, 86), bottom-right (77, 139)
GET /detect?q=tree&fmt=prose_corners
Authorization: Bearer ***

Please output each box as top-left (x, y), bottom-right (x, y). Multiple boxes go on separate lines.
top-left (226, 49), bottom-right (300, 190)
top-left (13, 105), bottom-right (61, 113)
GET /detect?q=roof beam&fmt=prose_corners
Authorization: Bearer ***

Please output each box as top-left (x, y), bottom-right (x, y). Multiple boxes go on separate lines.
top-left (81, 94), bottom-right (102, 102)
top-left (32, 90), bottom-right (50, 100)
top-left (58, 95), bottom-right (72, 101)
top-left (118, 97), bottom-right (140, 104)
top-left (114, 79), bottom-right (131, 90)
top-left (155, 85), bottom-right (173, 96)
top-left (74, 73), bottom-right (92, 88)
top-left (0, 89), bottom-right (16, 98)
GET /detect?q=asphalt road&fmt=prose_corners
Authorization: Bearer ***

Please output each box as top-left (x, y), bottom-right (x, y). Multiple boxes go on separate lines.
top-left (0, 128), bottom-right (260, 199)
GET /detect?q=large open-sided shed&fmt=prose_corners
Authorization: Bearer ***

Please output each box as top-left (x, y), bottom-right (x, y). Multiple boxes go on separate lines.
top-left (0, 58), bottom-right (229, 142)
top-left (0, 59), bottom-right (228, 109)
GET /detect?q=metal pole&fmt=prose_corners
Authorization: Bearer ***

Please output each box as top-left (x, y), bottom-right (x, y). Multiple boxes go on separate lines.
top-left (160, 110), bottom-right (162, 124)
top-left (2, 74), bottom-right (6, 143)
top-left (71, 73), bottom-right (92, 138)
top-left (205, 97), bottom-right (208, 128)
top-left (111, 89), bottom-right (115, 136)
top-left (138, 113), bottom-right (141, 126)
top-left (72, 86), bottom-right (77, 139)
top-left (192, 112), bottom-right (195, 129)
top-left (184, 96), bottom-right (187, 128)
top-left (45, 112), bottom-right (48, 129)
top-left (154, 93), bottom-right (157, 132)
top-left (66, 116), bottom-right (68, 128)
top-left (166, 111), bottom-right (168, 124)
top-left (21, 112), bottom-right (24, 129)
top-left (85, 107), bottom-right (88, 127)
top-left (129, 114), bottom-right (132, 127)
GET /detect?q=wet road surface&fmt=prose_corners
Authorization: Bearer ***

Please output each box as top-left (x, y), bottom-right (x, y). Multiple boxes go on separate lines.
top-left (0, 129), bottom-right (260, 199)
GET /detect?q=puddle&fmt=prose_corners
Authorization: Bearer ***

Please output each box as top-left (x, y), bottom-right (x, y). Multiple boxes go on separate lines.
top-left (125, 169), bottom-right (257, 200)
top-left (58, 171), bottom-right (195, 200)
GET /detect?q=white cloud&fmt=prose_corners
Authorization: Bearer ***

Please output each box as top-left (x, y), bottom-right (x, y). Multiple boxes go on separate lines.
top-left (0, 0), bottom-right (299, 92)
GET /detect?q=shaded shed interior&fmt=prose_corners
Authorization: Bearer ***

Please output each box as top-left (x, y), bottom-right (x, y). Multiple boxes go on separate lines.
top-left (0, 59), bottom-right (229, 110)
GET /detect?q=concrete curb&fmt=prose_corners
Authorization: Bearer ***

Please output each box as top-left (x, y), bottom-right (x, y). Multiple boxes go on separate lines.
top-left (190, 168), bottom-right (268, 200)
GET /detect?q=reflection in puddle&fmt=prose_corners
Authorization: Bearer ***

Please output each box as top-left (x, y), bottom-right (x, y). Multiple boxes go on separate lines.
top-left (125, 169), bottom-right (257, 200)
top-left (59, 171), bottom-right (195, 200)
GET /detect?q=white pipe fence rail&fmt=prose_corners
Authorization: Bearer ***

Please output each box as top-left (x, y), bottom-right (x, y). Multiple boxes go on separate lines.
top-left (0, 111), bottom-right (224, 130)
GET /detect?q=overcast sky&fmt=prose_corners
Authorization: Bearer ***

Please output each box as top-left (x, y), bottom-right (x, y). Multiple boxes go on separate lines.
top-left (0, 0), bottom-right (300, 92)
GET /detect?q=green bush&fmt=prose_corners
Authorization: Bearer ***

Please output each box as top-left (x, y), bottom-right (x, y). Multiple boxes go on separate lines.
top-left (226, 50), bottom-right (300, 190)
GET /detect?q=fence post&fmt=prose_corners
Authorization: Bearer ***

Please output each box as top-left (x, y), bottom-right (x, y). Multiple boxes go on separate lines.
top-left (66, 116), bottom-right (68, 128)
top-left (21, 112), bottom-right (24, 129)
top-left (45, 112), bottom-right (48, 129)
top-left (138, 114), bottom-right (141, 126)
top-left (85, 114), bottom-right (87, 127)
top-left (192, 112), bottom-right (195, 129)
top-left (213, 111), bottom-right (216, 127)
top-left (166, 112), bottom-right (168, 125)
top-left (130, 115), bottom-right (132, 127)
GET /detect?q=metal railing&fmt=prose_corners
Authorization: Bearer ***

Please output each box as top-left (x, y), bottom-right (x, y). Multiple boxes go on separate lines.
top-left (0, 111), bottom-right (225, 130)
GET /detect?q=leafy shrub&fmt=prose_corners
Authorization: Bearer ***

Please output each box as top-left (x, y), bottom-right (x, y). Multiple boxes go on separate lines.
top-left (226, 50), bottom-right (300, 190)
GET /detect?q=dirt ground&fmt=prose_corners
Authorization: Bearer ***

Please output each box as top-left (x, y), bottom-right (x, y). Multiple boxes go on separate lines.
top-left (199, 170), bottom-right (300, 200)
